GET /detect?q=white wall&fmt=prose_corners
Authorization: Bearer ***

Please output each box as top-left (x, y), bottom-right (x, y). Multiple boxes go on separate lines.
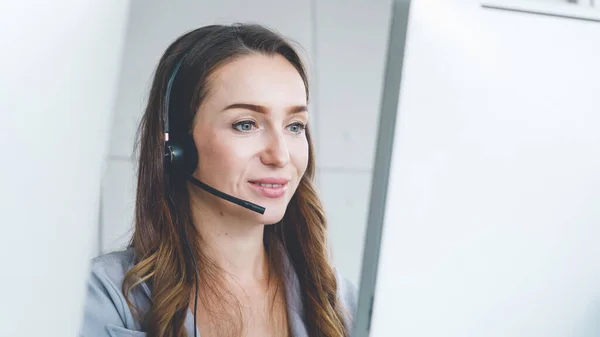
top-left (100, 0), bottom-right (391, 287)
top-left (371, 0), bottom-right (600, 336)
top-left (0, 1), bottom-right (130, 336)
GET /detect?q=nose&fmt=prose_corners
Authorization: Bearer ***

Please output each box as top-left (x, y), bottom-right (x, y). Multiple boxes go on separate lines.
top-left (260, 131), bottom-right (290, 168)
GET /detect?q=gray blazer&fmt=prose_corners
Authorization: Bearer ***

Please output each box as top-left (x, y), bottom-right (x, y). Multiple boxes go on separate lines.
top-left (79, 245), bottom-right (357, 337)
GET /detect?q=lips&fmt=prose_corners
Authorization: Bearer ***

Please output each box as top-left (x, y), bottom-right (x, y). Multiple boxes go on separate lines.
top-left (248, 178), bottom-right (289, 198)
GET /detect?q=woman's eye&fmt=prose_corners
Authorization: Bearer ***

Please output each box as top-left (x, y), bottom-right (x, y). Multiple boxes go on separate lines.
top-left (288, 122), bottom-right (306, 134)
top-left (232, 120), bottom-right (257, 132)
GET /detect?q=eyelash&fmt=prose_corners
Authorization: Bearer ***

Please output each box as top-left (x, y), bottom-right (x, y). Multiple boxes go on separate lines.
top-left (231, 120), bottom-right (306, 134)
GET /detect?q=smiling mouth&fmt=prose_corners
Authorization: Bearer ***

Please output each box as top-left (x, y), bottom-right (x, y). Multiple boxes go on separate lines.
top-left (248, 180), bottom-right (288, 198)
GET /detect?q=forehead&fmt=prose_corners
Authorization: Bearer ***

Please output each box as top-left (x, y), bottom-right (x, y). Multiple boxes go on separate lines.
top-left (206, 53), bottom-right (307, 109)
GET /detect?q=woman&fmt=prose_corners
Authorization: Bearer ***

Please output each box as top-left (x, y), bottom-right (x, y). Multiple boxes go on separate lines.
top-left (80, 23), bottom-right (357, 337)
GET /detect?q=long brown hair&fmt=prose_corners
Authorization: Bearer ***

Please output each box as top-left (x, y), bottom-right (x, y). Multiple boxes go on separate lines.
top-left (123, 23), bottom-right (350, 337)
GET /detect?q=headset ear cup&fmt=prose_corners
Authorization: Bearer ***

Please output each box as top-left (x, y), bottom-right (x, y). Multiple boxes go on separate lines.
top-left (180, 133), bottom-right (198, 174)
top-left (165, 133), bottom-right (198, 174)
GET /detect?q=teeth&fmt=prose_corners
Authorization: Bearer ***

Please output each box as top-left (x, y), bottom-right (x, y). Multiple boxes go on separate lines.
top-left (258, 183), bottom-right (282, 188)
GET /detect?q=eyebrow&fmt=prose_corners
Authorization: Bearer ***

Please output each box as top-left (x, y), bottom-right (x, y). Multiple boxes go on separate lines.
top-left (222, 103), bottom-right (308, 114)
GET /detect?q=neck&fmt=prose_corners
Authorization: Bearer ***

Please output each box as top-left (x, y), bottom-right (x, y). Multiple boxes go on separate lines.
top-left (190, 199), bottom-right (269, 286)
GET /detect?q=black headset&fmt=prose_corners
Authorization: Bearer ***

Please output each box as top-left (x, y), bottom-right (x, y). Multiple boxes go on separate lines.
top-left (163, 57), bottom-right (197, 175)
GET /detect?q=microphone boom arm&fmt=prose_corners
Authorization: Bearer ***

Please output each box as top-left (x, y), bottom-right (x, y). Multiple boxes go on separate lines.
top-left (181, 172), bottom-right (266, 214)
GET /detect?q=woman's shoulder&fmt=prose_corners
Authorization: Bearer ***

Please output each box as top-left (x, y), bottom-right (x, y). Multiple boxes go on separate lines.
top-left (79, 248), bottom-right (150, 336)
top-left (89, 248), bottom-right (137, 279)
top-left (86, 248), bottom-right (140, 301)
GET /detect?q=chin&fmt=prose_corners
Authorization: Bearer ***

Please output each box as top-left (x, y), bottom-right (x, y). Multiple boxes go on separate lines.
top-left (255, 205), bottom-right (287, 225)
top-left (260, 214), bottom-right (286, 226)
top-left (243, 198), bottom-right (287, 225)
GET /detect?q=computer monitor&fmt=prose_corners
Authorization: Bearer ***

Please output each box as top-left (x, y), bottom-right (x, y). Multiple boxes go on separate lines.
top-left (354, 0), bottom-right (600, 336)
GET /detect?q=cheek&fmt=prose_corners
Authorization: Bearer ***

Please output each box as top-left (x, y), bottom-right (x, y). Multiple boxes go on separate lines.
top-left (290, 138), bottom-right (310, 177)
top-left (196, 130), bottom-right (252, 179)
top-left (195, 130), bottom-right (232, 177)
